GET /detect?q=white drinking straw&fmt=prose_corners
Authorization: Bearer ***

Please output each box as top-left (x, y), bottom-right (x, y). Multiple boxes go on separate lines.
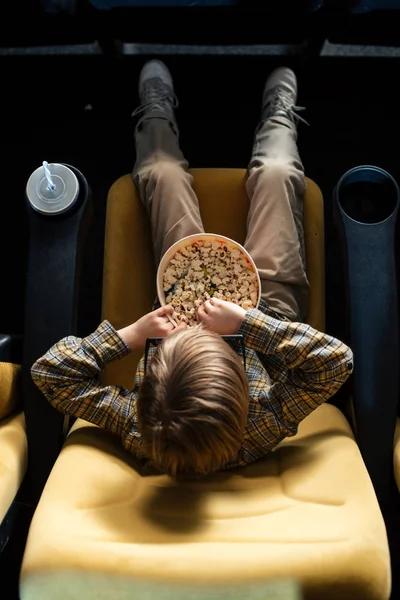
top-left (42, 161), bottom-right (55, 191)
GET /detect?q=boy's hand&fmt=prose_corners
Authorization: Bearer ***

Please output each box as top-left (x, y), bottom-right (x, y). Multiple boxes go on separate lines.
top-left (197, 298), bottom-right (246, 335)
top-left (118, 306), bottom-right (186, 351)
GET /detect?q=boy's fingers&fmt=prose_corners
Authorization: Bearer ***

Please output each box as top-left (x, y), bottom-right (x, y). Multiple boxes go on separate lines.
top-left (157, 305), bottom-right (174, 316)
top-left (198, 314), bottom-right (210, 326)
top-left (167, 322), bottom-right (185, 336)
top-left (203, 300), bottom-right (214, 313)
top-left (197, 305), bottom-right (207, 322)
top-left (211, 298), bottom-right (226, 309)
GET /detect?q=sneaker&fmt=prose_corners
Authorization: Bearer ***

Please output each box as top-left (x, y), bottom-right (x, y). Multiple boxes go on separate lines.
top-left (132, 60), bottom-right (178, 128)
top-left (262, 67), bottom-right (308, 126)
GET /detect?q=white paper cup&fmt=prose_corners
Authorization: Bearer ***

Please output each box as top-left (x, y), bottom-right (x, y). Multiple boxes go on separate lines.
top-left (157, 233), bottom-right (261, 309)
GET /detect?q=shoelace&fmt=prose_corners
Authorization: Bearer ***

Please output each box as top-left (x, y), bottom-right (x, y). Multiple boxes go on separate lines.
top-left (269, 88), bottom-right (309, 126)
top-left (131, 79), bottom-right (178, 118)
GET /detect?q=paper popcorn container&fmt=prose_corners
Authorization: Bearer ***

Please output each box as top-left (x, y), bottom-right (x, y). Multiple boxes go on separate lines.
top-left (157, 233), bottom-right (261, 310)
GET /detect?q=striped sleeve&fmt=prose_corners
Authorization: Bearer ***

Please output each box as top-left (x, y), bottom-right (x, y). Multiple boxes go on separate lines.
top-left (31, 320), bottom-right (139, 439)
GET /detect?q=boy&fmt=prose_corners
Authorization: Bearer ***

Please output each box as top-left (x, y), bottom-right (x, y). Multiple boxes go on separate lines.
top-left (32, 61), bottom-right (353, 477)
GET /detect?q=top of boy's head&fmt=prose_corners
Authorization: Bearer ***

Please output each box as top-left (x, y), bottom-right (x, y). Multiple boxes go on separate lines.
top-left (137, 326), bottom-right (249, 479)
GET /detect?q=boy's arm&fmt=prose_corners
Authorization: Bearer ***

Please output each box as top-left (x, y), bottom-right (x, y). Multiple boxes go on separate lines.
top-left (31, 320), bottom-right (137, 438)
top-left (239, 307), bottom-right (353, 426)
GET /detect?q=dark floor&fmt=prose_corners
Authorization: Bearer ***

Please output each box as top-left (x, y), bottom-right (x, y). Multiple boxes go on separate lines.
top-left (1, 54), bottom-right (400, 598)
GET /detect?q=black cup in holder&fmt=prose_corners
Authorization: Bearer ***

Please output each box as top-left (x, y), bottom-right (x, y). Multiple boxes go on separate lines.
top-left (334, 165), bottom-right (399, 510)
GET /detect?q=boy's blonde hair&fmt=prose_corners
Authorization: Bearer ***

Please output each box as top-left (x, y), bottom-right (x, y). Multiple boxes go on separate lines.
top-left (137, 326), bottom-right (249, 478)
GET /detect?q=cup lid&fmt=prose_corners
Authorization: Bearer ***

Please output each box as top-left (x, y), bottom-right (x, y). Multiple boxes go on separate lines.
top-left (26, 163), bottom-right (79, 215)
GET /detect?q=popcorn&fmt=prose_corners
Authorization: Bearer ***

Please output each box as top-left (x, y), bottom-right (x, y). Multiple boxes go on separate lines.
top-left (162, 240), bottom-right (259, 326)
top-left (241, 300), bottom-right (254, 310)
top-left (250, 291), bottom-right (258, 304)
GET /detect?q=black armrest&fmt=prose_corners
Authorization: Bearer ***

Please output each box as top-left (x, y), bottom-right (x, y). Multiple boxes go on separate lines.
top-left (334, 165), bottom-right (400, 512)
top-left (0, 334), bottom-right (23, 364)
top-left (21, 165), bottom-right (92, 504)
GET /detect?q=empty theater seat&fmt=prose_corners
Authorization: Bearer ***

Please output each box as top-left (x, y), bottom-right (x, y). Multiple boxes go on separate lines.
top-left (0, 360), bottom-right (27, 550)
top-left (394, 420), bottom-right (400, 492)
top-left (20, 170), bottom-right (391, 600)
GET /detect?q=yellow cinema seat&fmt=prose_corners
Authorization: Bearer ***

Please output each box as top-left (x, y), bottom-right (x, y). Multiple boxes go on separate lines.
top-left (394, 420), bottom-right (400, 492)
top-left (20, 170), bottom-right (390, 600)
top-left (0, 362), bottom-right (27, 534)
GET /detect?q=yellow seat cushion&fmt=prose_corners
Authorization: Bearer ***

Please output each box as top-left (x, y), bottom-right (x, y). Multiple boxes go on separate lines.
top-left (0, 362), bottom-right (21, 420)
top-left (0, 362), bottom-right (26, 524)
top-left (0, 411), bottom-right (27, 524)
top-left (20, 170), bottom-right (390, 599)
top-left (101, 171), bottom-right (325, 388)
top-left (20, 404), bottom-right (390, 600)
top-left (394, 419), bottom-right (400, 491)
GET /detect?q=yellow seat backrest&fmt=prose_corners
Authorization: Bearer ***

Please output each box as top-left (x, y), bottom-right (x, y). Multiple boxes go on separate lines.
top-left (101, 169), bottom-right (324, 388)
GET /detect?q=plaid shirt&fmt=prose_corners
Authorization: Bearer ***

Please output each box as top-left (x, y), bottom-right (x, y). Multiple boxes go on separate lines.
top-left (31, 299), bottom-right (353, 469)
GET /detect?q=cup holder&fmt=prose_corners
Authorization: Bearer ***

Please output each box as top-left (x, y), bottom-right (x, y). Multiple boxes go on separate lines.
top-left (333, 164), bottom-right (399, 508)
top-left (335, 165), bottom-right (399, 224)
